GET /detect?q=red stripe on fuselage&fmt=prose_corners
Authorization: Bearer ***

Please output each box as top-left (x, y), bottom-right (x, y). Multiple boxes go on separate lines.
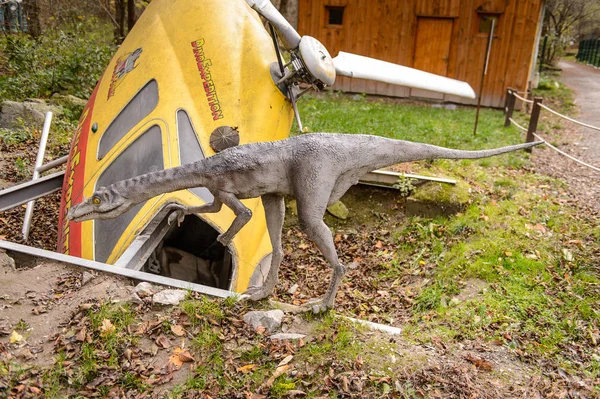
top-left (57, 81), bottom-right (100, 257)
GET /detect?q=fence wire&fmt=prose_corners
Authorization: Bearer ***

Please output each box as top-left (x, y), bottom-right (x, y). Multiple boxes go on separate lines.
top-left (512, 92), bottom-right (534, 104)
top-left (538, 103), bottom-right (600, 133)
top-left (533, 133), bottom-right (600, 173)
top-left (509, 118), bottom-right (528, 131)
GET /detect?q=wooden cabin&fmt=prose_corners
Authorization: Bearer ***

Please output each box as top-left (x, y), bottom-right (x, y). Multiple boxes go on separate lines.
top-left (297, 0), bottom-right (545, 108)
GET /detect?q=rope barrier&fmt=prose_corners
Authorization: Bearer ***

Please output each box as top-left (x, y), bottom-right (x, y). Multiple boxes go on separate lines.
top-left (538, 103), bottom-right (600, 133)
top-left (533, 133), bottom-right (600, 173)
top-left (512, 92), bottom-right (534, 104)
top-left (509, 117), bottom-right (528, 132)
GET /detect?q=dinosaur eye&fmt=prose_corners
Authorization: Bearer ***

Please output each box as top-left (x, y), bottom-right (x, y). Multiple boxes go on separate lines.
top-left (92, 196), bottom-right (101, 205)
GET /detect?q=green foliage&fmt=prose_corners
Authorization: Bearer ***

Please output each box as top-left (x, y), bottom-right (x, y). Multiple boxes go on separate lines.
top-left (392, 175), bottom-right (416, 198)
top-left (0, 19), bottom-right (116, 101)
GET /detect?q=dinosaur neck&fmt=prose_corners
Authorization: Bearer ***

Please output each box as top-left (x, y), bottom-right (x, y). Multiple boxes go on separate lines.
top-left (112, 161), bottom-right (207, 204)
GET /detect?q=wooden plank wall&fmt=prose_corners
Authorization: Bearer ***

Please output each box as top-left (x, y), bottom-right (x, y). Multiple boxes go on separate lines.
top-left (297, 0), bottom-right (544, 107)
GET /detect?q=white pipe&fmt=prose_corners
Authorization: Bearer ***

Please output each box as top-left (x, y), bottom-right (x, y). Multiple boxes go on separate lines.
top-left (22, 112), bottom-right (52, 241)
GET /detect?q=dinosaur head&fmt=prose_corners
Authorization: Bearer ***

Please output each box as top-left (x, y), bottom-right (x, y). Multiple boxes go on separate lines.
top-left (67, 186), bottom-right (134, 222)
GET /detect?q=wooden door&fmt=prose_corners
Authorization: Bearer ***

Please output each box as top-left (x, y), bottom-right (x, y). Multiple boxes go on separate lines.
top-left (411, 17), bottom-right (454, 99)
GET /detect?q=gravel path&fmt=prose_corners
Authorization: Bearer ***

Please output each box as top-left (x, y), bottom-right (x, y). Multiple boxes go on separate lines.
top-left (557, 60), bottom-right (600, 163)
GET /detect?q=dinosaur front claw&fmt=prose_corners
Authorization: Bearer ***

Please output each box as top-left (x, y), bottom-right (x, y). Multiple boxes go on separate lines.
top-left (167, 204), bottom-right (187, 226)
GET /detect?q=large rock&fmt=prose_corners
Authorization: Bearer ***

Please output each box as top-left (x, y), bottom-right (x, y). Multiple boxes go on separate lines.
top-left (0, 100), bottom-right (62, 130)
top-left (49, 94), bottom-right (87, 118)
top-left (406, 180), bottom-right (471, 218)
top-left (243, 309), bottom-right (285, 333)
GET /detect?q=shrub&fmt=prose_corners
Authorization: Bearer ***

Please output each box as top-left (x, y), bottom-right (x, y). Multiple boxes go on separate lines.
top-left (0, 19), bottom-right (116, 101)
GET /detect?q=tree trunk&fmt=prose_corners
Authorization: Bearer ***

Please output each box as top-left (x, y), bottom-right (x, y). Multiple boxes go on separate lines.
top-left (115, 0), bottom-right (126, 43)
top-left (127, 0), bottom-right (136, 32)
top-left (22, 0), bottom-right (41, 36)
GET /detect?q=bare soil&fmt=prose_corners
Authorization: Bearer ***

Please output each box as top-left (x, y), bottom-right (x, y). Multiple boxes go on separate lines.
top-left (531, 61), bottom-right (600, 214)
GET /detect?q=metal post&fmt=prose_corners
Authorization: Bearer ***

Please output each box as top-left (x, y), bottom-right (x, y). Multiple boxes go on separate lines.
top-left (474, 17), bottom-right (495, 136)
top-left (504, 88), bottom-right (516, 127)
top-left (22, 112), bottom-right (52, 241)
top-left (526, 97), bottom-right (543, 151)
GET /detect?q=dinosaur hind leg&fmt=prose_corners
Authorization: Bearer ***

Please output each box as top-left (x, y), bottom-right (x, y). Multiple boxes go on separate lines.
top-left (296, 198), bottom-right (346, 312)
top-left (245, 194), bottom-right (285, 301)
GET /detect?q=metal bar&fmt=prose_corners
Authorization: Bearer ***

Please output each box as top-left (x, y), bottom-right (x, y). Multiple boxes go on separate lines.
top-left (474, 18), bottom-right (495, 136)
top-left (36, 155), bottom-right (68, 174)
top-left (23, 112), bottom-right (52, 241)
top-left (0, 171), bottom-right (64, 212)
top-left (360, 170), bottom-right (456, 186)
top-left (0, 240), bottom-right (236, 298)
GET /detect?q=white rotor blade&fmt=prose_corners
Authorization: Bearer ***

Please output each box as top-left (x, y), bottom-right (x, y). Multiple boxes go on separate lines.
top-left (333, 52), bottom-right (476, 99)
top-left (246, 0), bottom-right (301, 50)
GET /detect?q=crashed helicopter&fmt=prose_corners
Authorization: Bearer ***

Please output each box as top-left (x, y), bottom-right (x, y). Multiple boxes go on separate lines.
top-left (1, 0), bottom-right (480, 296)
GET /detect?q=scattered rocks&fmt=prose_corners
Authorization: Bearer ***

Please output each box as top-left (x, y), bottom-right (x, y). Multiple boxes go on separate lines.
top-left (81, 272), bottom-right (95, 286)
top-left (0, 250), bottom-right (16, 271)
top-left (287, 283), bottom-right (299, 295)
top-left (269, 333), bottom-right (306, 341)
top-left (134, 282), bottom-right (155, 297)
top-left (243, 309), bottom-right (285, 333)
top-left (152, 289), bottom-right (187, 306)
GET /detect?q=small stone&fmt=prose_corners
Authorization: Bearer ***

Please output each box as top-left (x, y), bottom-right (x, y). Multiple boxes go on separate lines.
top-left (243, 310), bottom-right (285, 333)
top-left (81, 272), bottom-right (95, 286)
top-left (327, 201), bottom-right (349, 219)
top-left (134, 282), bottom-right (155, 297)
top-left (152, 289), bottom-right (187, 306)
top-left (444, 104), bottom-right (457, 110)
top-left (0, 250), bottom-right (16, 271)
top-left (128, 292), bottom-right (144, 305)
top-left (269, 333), bottom-right (306, 341)
top-left (287, 284), bottom-right (299, 295)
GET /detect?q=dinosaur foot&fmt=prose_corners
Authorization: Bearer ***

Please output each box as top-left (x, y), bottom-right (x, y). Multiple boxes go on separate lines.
top-left (302, 298), bottom-right (333, 314)
top-left (243, 285), bottom-right (274, 301)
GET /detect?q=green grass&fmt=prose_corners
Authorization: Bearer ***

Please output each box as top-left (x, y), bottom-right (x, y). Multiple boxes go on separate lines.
top-left (297, 92), bottom-right (524, 150)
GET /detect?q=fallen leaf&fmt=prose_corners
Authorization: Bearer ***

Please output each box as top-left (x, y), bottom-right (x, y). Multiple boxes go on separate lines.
top-left (76, 326), bottom-right (87, 342)
top-left (156, 335), bottom-right (171, 349)
top-left (465, 354), bottom-right (493, 371)
top-left (278, 354), bottom-right (293, 367)
top-left (178, 350), bottom-right (195, 363)
top-left (237, 364), bottom-right (257, 374)
top-left (375, 241), bottom-right (383, 249)
top-left (264, 364), bottom-right (290, 388)
top-left (9, 331), bottom-right (23, 343)
top-left (100, 319), bottom-right (115, 336)
top-left (171, 324), bottom-right (186, 337)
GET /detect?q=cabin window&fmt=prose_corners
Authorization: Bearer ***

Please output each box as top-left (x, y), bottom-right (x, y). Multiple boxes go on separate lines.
top-left (478, 13), bottom-right (499, 34)
top-left (326, 6), bottom-right (345, 26)
top-left (97, 79), bottom-right (159, 160)
top-left (176, 109), bottom-right (214, 203)
top-left (94, 125), bottom-right (164, 263)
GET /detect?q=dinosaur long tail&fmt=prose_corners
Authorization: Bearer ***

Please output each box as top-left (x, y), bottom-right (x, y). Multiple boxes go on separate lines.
top-left (399, 140), bottom-right (544, 162)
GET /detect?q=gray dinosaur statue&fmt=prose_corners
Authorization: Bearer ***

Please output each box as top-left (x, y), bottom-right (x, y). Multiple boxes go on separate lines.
top-left (68, 133), bottom-right (541, 312)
